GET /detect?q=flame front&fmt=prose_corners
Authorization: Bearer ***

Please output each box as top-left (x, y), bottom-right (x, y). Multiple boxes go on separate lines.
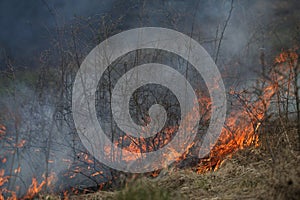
top-left (0, 49), bottom-right (298, 198)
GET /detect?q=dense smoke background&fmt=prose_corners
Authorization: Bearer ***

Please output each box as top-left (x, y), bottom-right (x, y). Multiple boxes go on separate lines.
top-left (1, 0), bottom-right (299, 69)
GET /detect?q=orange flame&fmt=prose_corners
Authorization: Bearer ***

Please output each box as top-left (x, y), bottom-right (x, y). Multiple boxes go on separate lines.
top-left (0, 124), bottom-right (6, 135)
top-left (0, 169), bottom-right (17, 200)
top-left (275, 50), bottom-right (298, 64)
top-left (21, 174), bottom-right (55, 199)
top-left (196, 84), bottom-right (276, 173)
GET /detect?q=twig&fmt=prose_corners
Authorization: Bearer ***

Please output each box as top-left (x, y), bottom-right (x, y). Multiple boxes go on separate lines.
top-left (215, 0), bottom-right (234, 64)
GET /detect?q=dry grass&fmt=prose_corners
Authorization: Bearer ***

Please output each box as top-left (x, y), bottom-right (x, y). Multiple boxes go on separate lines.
top-left (40, 128), bottom-right (300, 200)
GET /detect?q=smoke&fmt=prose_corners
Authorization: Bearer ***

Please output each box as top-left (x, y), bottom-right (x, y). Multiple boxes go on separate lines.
top-left (1, 0), bottom-right (299, 69)
top-left (0, 80), bottom-right (111, 196)
top-left (0, 0), bottom-right (299, 197)
top-left (0, 0), bottom-right (115, 66)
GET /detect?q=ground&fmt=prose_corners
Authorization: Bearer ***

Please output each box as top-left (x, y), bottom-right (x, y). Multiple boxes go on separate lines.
top-left (40, 127), bottom-right (300, 200)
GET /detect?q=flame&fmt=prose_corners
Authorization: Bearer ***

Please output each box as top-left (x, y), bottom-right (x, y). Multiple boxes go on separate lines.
top-left (150, 170), bottom-right (160, 178)
top-left (14, 167), bottom-right (21, 174)
top-left (102, 98), bottom-right (202, 167)
top-left (0, 170), bottom-right (8, 188)
top-left (21, 173), bottom-right (55, 199)
top-left (0, 169), bottom-right (17, 200)
top-left (196, 84), bottom-right (276, 173)
top-left (0, 125), bottom-right (16, 200)
top-left (195, 47), bottom-right (299, 173)
top-left (63, 190), bottom-right (69, 200)
top-left (91, 171), bottom-right (103, 177)
top-left (15, 140), bottom-right (26, 148)
top-left (275, 50), bottom-right (298, 64)
top-left (21, 178), bottom-right (45, 199)
top-left (0, 48), bottom-right (298, 198)
top-left (0, 124), bottom-right (6, 135)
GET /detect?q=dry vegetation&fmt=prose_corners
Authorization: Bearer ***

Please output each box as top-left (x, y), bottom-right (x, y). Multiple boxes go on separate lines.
top-left (1, 1), bottom-right (299, 200)
top-left (38, 122), bottom-right (299, 200)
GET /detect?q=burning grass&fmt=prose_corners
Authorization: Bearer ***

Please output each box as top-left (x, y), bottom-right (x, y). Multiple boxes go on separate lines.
top-left (1, 49), bottom-right (299, 199)
top-left (35, 120), bottom-right (300, 199)
top-left (41, 128), bottom-right (299, 200)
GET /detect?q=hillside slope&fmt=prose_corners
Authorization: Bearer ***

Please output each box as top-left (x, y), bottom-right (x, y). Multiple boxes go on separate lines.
top-left (44, 130), bottom-right (300, 200)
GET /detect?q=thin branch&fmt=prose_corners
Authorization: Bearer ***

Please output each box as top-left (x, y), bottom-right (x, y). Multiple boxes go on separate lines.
top-left (215, 0), bottom-right (234, 64)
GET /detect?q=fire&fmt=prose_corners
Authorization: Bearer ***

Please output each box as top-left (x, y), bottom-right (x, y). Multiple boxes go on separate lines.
top-left (0, 77), bottom-right (279, 198)
top-left (102, 97), bottom-right (202, 167)
top-left (275, 50), bottom-right (298, 64)
top-left (14, 140), bottom-right (26, 148)
top-left (21, 174), bottom-right (55, 200)
top-left (91, 171), bottom-right (103, 177)
top-left (0, 125), bottom-right (15, 200)
top-left (14, 167), bottom-right (21, 174)
top-left (21, 178), bottom-right (45, 199)
top-left (0, 124), bottom-right (6, 135)
top-left (0, 47), bottom-right (298, 198)
top-left (0, 154), bottom-right (55, 199)
top-left (0, 170), bottom-right (8, 189)
top-left (0, 169), bottom-right (17, 200)
top-left (196, 47), bottom-right (299, 173)
top-left (63, 190), bottom-right (69, 200)
top-left (196, 84), bottom-right (276, 173)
